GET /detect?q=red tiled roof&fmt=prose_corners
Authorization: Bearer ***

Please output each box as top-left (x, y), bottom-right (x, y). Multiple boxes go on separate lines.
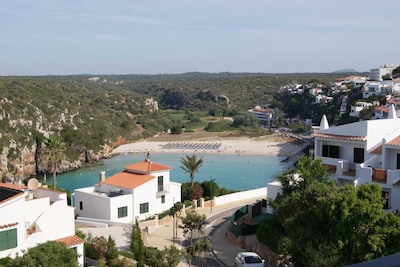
top-left (313, 132), bottom-right (366, 141)
top-left (0, 222), bottom-right (18, 229)
top-left (101, 171), bottom-right (154, 189)
top-left (375, 106), bottom-right (389, 112)
top-left (387, 98), bottom-right (400, 105)
top-left (0, 183), bottom-right (26, 205)
top-left (393, 180), bottom-right (400, 187)
top-left (56, 235), bottom-right (84, 247)
top-left (387, 135), bottom-right (400, 146)
top-left (124, 160), bottom-right (171, 174)
top-left (0, 183), bottom-right (27, 190)
top-left (249, 107), bottom-right (273, 113)
top-left (370, 145), bottom-right (382, 155)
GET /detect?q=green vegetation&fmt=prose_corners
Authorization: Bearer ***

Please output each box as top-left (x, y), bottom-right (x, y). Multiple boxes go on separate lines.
top-left (43, 136), bottom-right (66, 190)
top-left (5, 241), bottom-right (79, 267)
top-left (181, 181), bottom-right (236, 202)
top-left (180, 210), bottom-right (210, 267)
top-left (0, 72), bottom-right (358, 181)
top-left (257, 156), bottom-right (400, 267)
top-left (180, 154), bottom-right (204, 189)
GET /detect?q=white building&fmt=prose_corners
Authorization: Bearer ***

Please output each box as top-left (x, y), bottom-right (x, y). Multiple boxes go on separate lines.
top-left (374, 98), bottom-right (400, 119)
top-left (315, 95), bottom-right (333, 104)
top-left (248, 106), bottom-right (274, 127)
top-left (343, 75), bottom-right (367, 87)
top-left (309, 87), bottom-right (323, 96)
top-left (349, 102), bottom-right (374, 118)
top-left (312, 112), bottom-right (400, 211)
top-left (0, 182), bottom-right (84, 266)
top-left (370, 64), bottom-right (398, 81)
top-left (74, 157), bottom-right (182, 222)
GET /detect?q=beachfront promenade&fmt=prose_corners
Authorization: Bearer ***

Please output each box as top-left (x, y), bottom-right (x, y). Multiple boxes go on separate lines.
top-left (79, 188), bottom-right (268, 266)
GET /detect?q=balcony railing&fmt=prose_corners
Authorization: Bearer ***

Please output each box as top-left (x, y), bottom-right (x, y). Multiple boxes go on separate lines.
top-left (320, 157), bottom-right (356, 178)
top-left (156, 184), bottom-right (170, 195)
top-left (342, 163), bottom-right (357, 177)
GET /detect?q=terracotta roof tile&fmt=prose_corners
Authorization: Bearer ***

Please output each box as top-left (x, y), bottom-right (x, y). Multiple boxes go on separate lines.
top-left (370, 145), bottom-right (382, 155)
top-left (0, 183), bottom-right (25, 205)
top-left (375, 106), bottom-right (389, 112)
top-left (387, 98), bottom-right (400, 105)
top-left (0, 222), bottom-right (18, 229)
top-left (0, 183), bottom-right (27, 190)
top-left (101, 171), bottom-right (154, 189)
top-left (387, 135), bottom-right (400, 146)
top-left (313, 132), bottom-right (365, 141)
top-left (124, 160), bottom-right (171, 174)
top-left (56, 235), bottom-right (84, 247)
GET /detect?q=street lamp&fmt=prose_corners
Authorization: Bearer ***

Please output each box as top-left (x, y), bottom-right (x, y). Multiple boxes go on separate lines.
top-left (210, 177), bottom-right (216, 212)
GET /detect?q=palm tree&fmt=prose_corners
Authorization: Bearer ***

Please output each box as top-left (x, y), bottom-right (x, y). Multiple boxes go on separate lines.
top-left (43, 136), bottom-right (66, 190)
top-left (180, 154), bottom-right (204, 188)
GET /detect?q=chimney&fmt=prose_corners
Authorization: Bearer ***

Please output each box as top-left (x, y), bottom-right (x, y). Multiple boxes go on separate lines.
top-left (99, 171), bottom-right (105, 182)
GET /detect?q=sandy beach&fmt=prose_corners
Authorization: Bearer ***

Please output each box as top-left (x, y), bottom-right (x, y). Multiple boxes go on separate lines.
top-left (112, 135), bottom-right (305, 157)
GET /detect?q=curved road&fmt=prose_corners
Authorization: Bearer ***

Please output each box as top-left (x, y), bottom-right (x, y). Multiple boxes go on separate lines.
top-left (202, 207), bottom-right (247, 267)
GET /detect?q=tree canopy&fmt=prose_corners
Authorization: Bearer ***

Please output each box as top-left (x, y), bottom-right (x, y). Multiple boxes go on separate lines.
top-left (180, 154), bottom-right (204, 189)
top-left (257, 156), bottom-right (400, 267)
top-left (43, 136), bottom-right (66, 190)
top-left (8, 241), bottom-right (79, 267)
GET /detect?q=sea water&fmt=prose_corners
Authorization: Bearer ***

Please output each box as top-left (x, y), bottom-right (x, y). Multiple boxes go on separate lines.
top-left (55, 152), bottom-right (292, 193)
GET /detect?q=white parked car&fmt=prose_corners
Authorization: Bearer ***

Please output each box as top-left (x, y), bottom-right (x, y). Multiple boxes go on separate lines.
top-left (234, 252), bottom-right (265, 267)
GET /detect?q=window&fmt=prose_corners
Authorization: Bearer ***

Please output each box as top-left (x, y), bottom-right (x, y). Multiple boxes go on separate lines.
top-left (158, 176), bottom-right (164, 192)
top-left (0, 228), bottom-right (17, 251)
top-left (354, 148), bottom-right (364, 163)
top-left (79, 201), bottom-right (83, 210)
top-left (161, 195), bottom-right (165, 204)
top-left (382, 191), bottom-right (390, 210)
top-left (140, 202), bottom-right (149, 214)
top-left (118, 206), bottom-right (128, 218)
top-left (322, 145), bottom-right (339, 158)
top-left (397, 154), bottom-right (400, 169)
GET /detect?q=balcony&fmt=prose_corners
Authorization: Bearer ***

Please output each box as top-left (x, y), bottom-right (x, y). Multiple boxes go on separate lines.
top-left (320, 157), bottom-right (356, 178)
top-left (156, 184), bottom-right (170, 195)
top-left (356, 167), bottom-right (400, 186)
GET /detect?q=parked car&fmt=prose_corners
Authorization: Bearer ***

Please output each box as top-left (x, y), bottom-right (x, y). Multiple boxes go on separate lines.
top-left (235, 252), bottom-right (265, 267)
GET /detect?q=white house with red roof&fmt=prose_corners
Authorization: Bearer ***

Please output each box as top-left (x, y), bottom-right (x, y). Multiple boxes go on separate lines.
top-left (74, 157), bottom-right (181, 222)
top-left (0, 182), bottom-right (84, 266)
top-left (313, 111), bottom-right (400, 211)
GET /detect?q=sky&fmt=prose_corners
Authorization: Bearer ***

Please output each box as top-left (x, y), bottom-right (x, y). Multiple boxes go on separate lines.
top-left (1, 0), bottom-right (399, 76)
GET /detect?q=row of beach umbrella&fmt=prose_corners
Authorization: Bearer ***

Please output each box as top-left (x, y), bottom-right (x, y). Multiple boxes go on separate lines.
top-left (161, 142), bottom-right (222, 150)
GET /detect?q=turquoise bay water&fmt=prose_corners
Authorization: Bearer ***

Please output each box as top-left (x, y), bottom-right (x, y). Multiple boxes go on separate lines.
top-left (55, 152), bottom-right (292, 193)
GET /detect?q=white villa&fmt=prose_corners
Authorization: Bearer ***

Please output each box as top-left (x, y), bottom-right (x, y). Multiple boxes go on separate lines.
top-left (313, 108), bottom-right (400, 211)
top-left (0, 182), bottom-right (84, 266)
top-left (74, 156), bottom-right (182, 223)
top-left (267, 107), bottom-right (400, 212)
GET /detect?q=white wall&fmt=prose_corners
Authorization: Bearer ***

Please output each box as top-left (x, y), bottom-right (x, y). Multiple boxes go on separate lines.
top-left (25, 197), bottom-right (50, 229)
top-left (33, 189), bottom-right (67, 202)
top-left (35, 200), bottom-right (75, 240)
top-left (108, 194), bottom-right (134, 223)
top-left (214, 187), bottom-right (267, 206)
top-left (266, 181), bottom-right (281, 214)
top-left (0, 194), bottom-right (26, 259)
top-left (169, 182), bottom-right (182, 205)
top-left (74, 188), bottom-right (112, 220)
top-left (133, 181), bottom-right (159, 220)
